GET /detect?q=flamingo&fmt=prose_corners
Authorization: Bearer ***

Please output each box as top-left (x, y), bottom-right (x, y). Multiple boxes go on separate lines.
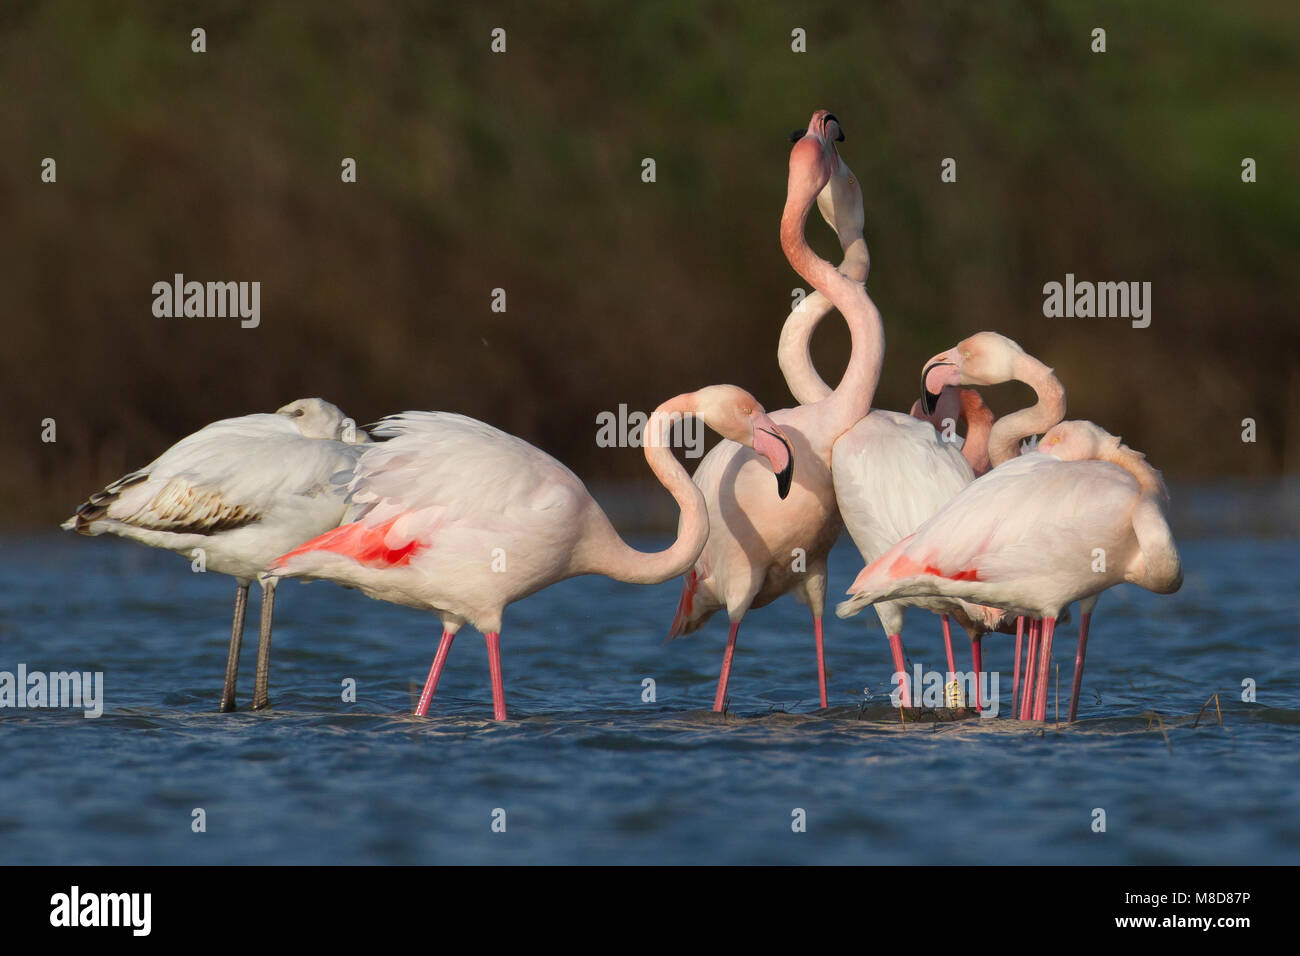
top-left (773, 139), bottom-right (1007, 709)
top-left (667, 110), bottom-right (884, 711)
top-left (63, 398), bottom-right (370, 712)
top-left (837, 419), bottom-right (1183, 721)
top-left (269, 386), bottom-right (794, 721)
top-left (918, 331), bottom-right (1074, 713)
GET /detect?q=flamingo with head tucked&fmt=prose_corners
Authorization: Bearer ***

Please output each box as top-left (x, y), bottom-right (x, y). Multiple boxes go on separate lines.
top-left (63, 398), bottom-right (370, 712)
top-left (270, 386), bottom-right (793, 721)
top-left (838, 419), bottom-right (1182, 721)
top-left (667, 110), bottom-right (883, 712)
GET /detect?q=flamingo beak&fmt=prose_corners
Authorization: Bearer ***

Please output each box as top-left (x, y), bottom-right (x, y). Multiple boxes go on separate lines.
top-left (920, 361), bottom-right (957, 415)
top-left (753, 421), bottom-right (794, 500)
top-left (823, 112), bottom-right (845, 142)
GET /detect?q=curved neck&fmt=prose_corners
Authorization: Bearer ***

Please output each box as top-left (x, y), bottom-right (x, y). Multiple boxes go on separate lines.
top-left (958, 389), bottom-right (994, 476)
top-left (777, 236), bottom-right (870, 406)
top-left (591, 398), bottom-right (711, 585)
top-left (987, 353), bottom-right (1066, 466)
top-left (1099, 442), bottom-right (1167, 500)
top-left (779, 190), bottom-right (881, 435)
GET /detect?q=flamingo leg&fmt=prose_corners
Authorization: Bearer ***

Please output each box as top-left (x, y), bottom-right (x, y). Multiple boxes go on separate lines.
top-left (415, 630), bottom-right (456, 717)
top-left (887, 633), bottom-right (912, 708)
top-left (1033, 617), bottom-right (1057, 721)
top-left (1068, 612), bottom-right (1092, 722)
top-left (251, 579), bottom-right (276, 711)
top-left (1011, 616), bottom-right (1024, 717)
top-left (219, 582), bottom-right (249, 713)
top-left (1020, 619), bottom-right (1040, 721)
top-left (713, 621), bottom-right (741, 713)
top-left (971, 634), bottom-right (983, 711)
top-left (813, 616), bottom-right (828, 709)
top-left (941, 614), bottom-right (957, 678)
top-left (485, 632), bottom-right (507, 721)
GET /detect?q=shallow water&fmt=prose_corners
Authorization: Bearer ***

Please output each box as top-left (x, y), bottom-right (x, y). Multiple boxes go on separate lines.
top-left (1, 527), bottom-right (1297, 865)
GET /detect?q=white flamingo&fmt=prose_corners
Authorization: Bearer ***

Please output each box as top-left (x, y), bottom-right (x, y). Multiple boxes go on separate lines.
top-left (269, 386), bottom-right (794, 721)
top-left (667, 110), bottom-right (883, 711)
top-left (838, 420), bottom-right (1182, 721)
top-left (63, 399), bottom-right (369, 711)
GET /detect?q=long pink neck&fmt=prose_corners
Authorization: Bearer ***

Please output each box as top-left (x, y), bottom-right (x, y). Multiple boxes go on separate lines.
top-left (988, 353), bottom-right (1066, 466)
top-left (1099, 442), bottom-right (1167, 499)
top-left (589, 395), bottom-right (711, 585)
top-left (777, 236), bottom-right (870, 405)
top-left (779, 183), bottom-right (881, 436)
top-left (958, 389), bottom-right (994, 476)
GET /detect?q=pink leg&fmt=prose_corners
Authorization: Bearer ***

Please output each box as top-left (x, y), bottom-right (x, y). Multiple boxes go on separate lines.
top-left (712, 621), bottom-right (741, 712)
top-left (1020, 619), bottom-right (1040, 720)
top-left (813, 616), bottom-right (828, 709)
top-left (887, 633), bottom-right (912, 708)
top-left (485, 631), bottom-right (507, 721)
top-left (971, 634), bottom-right (983, 711)
top-left (941, 614), bottom-right (957, 678)
top-left (1033, 617), bottom-right (1057, 721)
top-left (1011, 616), bottom-right (1024, 716)
top-left (415, 630), bottom-right (456, 717)
top-left (1068, 612), bottom-right (1092, 722)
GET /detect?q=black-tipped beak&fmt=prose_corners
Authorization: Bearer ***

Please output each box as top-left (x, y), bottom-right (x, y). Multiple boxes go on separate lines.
top-left (920, 362), bottom-right (953, 416)
top-left (823, 113), bottom-right (845, 142)
top-left (789, 129), bottom-right (805, 143)
top-left (760, 427), bottom-right (795, 499)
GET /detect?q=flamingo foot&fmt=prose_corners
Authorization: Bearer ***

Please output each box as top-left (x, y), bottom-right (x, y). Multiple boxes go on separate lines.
top-left (1020, 619), bottom-right (1040, 721)
top-left (941, 614), bottom-right (957, 678)
top-left (713, 621), bottom-right (741, 713)
top-left (485, 631), bottom-right (507, 721)
top-left (814, 616), bottom-right (828, 709)
top-left (415, 630), bottom-right (456, 717)
top-left (1011, 616), bottom-right (1024, 717)
top-left (1068, 612), bottom-right (1092, 722)
top-left (971, 634), bottom-right (983, 711)
top-left (1033, 617), bottom-right (1057, 721)
top-left (887, 633), bottom-right (912, 708)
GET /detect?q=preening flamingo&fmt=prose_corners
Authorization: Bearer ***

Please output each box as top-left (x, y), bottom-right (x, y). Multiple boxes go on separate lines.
top-left (919, 331), bottom-right (1074, 712)
top-left (667, 110), bottom-right (883, 711)
top-left (837, 420), bottom-right (1182, 721)
top-left (774, 141), bottom-right (1006, 709)
top-left (270, 386), bottom-right (793, 721)
top-left (63, 398), bottom-right (369, 711)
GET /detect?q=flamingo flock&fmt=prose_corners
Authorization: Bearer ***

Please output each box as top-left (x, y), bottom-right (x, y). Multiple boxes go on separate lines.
top-left (65, 109), bottom-right (1181, 724)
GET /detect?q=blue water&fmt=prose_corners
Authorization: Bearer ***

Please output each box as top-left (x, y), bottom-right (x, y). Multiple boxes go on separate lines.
top-left (1, 526), bottom-right (1297, 865)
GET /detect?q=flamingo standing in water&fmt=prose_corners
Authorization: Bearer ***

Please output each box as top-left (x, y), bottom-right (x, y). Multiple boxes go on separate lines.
top-left (773, 139), bottom-right (1006, 708)
top-left (668, 110), bottom-right (883, 711)
top-left (917, 332), bottom-right (1075, 715)
top-left (270, 386), bottom-right (793, 721)
top-left (63, 399), bottom-right (370, 711)
top-left (838, 420), bottom-right (1182, 721)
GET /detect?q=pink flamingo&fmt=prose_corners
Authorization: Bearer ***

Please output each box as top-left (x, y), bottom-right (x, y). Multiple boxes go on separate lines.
top-left (774, 143), bottom-right (1006, 709)
top-left (837, 420), bottom-right (1182, 721)
top-left (919, 331), bottom-right (1074, 713)
top-left (667, 110), bottom-right (884, 711)
top-left (63, 398), bottom-right (369, 712)
top-left (270, 387), bottom-right (793, 721)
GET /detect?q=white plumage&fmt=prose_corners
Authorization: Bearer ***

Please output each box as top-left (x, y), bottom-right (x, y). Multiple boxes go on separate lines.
top-left (64, 398), bottom-right (368, 710)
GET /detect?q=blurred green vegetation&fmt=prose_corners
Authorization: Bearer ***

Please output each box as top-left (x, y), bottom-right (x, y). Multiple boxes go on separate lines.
top-left (1, 0), bottom-right (1297, 527)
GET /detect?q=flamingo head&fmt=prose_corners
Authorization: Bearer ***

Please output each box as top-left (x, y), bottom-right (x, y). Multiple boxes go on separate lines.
top-left (1039, 420), bottom-right (1125, 462)
top-left (693, 385), bottom-right (795, 500)
top-left (786, 110), bottom-right (843, 204)
top-left (919, 331), bottom-right (1026, 414)
top-left (277, 398), bottom-right (350, 440)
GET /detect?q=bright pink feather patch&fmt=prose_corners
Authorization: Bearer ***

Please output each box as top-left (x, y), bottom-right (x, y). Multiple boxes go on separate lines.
top-left (275, 517), bottom-right (423, 568)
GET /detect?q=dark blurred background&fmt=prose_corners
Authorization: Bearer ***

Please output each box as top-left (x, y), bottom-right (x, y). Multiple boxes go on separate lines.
top-left (2, 0), bottom-right (1297, 528)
